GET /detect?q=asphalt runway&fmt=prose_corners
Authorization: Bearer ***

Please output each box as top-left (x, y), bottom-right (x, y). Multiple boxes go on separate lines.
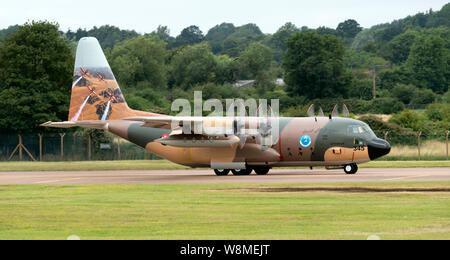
top-left (0, 168), bottom-right (448, 184)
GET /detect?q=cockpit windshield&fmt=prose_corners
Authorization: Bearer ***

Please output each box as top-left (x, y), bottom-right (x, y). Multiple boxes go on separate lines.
top-left (347, 124), bottom-right (376, 138)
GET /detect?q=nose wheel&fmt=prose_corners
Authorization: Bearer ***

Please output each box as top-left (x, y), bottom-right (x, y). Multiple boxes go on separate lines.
top-left (344, 164), bottom-right (358, 174)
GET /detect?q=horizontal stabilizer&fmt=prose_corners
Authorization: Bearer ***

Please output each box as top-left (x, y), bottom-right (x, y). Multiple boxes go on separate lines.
top-left (40, 121), bottom-right (108, 130)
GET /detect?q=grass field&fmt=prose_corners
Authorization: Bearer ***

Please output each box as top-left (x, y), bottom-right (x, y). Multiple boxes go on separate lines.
top-left (0, 160), bottom-right (449, 172)
top-left (385, 140), bottom-right (449, 161)
top-left (0, 182), bottom-right (449, 240)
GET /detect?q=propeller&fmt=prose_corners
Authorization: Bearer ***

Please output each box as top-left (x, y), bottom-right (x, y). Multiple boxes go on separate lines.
top-left (307, 104), bottom-right (325, 117)
top-left (256, 104), bottom-right (274, 151)
top-left (228, 100), bottom-right (249, 149)
top-left (233, 119), bottom-right (247, 148)
top-left (331, 104), bottom-right (339, 118)
top-left (342, 104), bottom-right (350, 117)
top-left (307, 104), bottom-right (315, 117)
top-left (318, 107), bottom-right (324, 116)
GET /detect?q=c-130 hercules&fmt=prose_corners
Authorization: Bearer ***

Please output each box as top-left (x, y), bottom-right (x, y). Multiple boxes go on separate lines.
top-left (42, 37), bottom-right (391, 175)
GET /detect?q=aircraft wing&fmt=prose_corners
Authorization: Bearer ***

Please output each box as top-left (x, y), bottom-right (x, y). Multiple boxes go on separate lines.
top-left (124, 116), bottom-right (270, 148)
top-left (124, 116), bottom-right (179, 129)
top-left (124, 116), bottom-right (231, 131)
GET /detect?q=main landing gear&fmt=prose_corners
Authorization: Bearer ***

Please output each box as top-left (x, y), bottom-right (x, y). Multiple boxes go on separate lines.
top-left (344, 164), bottom-right (358, 174)
top-left (214, 167), bottom-right (271, 176)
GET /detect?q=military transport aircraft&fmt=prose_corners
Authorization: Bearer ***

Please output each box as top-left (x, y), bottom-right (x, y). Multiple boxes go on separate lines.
top-left (41, 37), bottom-right (391, 175)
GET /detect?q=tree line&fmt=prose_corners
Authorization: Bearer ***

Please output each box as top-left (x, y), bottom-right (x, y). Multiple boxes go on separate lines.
top-left (0, 3), bottom-right (448, 138)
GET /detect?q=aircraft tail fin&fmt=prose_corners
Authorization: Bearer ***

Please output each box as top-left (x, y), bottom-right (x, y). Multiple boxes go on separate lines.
top-left (68, 37), bottom-right (155, 122)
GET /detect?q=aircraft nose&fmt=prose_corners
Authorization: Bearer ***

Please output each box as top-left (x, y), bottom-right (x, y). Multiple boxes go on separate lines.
top-left (368, 138), bottom-right (391, 160)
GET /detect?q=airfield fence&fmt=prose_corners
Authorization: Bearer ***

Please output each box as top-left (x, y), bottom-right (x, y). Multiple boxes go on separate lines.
top-left (0, 130), bottom-right (448, 161)
top-left (0, 132), bottom-right (161, 162)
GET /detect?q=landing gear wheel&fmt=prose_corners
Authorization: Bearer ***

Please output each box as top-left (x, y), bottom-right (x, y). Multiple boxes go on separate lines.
top-left (214, 169), bottom-right (230, 176)
top-left (344, 164), bottom-right (358, 174)
top-left (254, 167), bottom-right (270, 175)
top-left (231, 168), bottom-right (252, 175)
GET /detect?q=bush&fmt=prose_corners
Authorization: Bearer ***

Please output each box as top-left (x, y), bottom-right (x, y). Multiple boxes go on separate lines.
top-left (369, 98), bottom-right (405, 114)
top-left (443, 90), bottom-right (450, 103)
top-left (344, 99), bottom-right (372, 114)
top-left (389, 110), bottom-right (425, 131)
top-left (411, 88), bottom-right (436, 108)
top-left (391, 84), bottom-right (416, 104)
top-left (359, 115), bottom-right (417, 145)
top-left (425, 102), bottom-right (450, 132)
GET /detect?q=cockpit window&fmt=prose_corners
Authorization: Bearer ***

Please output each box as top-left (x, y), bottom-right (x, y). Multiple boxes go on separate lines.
top-left (347, 124), bottom-right (376, 138)
top-left (348, 125), bottom-right (364, 134)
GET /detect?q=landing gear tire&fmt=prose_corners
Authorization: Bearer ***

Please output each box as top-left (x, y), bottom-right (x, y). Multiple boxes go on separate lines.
top-left (254, 167), bottom-right (270, 175)
top-left (344, 164), bottom-right (358, 174)
top-left (214, 169), bottom-right (230, 176)
top-left (231, 168), bottom-right (252, 176)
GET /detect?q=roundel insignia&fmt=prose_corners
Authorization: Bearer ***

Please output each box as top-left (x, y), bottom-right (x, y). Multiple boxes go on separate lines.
top-left (300, 135), bottom-right (312, 148)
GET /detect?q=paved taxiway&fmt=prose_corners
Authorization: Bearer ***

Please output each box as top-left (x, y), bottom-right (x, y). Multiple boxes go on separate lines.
top-left (0, 168), bottom-right (448, 184)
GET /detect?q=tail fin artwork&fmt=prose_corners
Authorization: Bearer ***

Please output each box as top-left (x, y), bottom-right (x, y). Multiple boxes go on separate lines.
top-left (68, 37), bottom-right (154, 121)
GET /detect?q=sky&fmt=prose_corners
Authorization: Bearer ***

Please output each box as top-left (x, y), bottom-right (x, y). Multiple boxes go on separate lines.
top-left (0, 0), bottom-right (448, 36)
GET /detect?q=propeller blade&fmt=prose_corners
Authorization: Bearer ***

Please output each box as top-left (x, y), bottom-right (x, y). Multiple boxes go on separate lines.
top-left (268, 105), bottom-right (275, 118)
top-left (331, 104), bottom-right (339, 118)
top-left (257, 103), bottom-right (267, 117)
top-left (239, 135), bottom-right (246, 149)
top-left (342, 104), bottom-right (350, 117)
top-left (318, 107), bottom-right (324, 117)
top-left (307, 104), bottom-right (315, 117)
top-left (236, 99), bottom-right (247, 117)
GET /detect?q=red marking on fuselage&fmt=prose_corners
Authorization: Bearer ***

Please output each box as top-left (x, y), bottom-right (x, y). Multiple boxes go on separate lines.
top-left (161, 133), bottom-right (169, 138)
top-left (278, 134), bottom-right (283, 161)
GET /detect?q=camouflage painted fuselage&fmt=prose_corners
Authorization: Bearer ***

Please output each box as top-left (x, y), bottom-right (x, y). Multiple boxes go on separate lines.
top-left (106, 116), bottom-right (379, 168)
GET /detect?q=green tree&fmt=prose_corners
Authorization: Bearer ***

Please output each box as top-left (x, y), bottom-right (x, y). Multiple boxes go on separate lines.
top-left (0, 25), bottom-right (19, 42)
top-left (269, 22), bottom-right (300, 62)
top-left (316, 26), bottom-right (337, 36)
top-left (391, 84), bottom-right (417, 104)
top-left (169, 43), bottom-right (217, 89)
top-left (238, 42), bottom-right (273, 79)
top-left (406, 34), bottom-right (448, 93)
top-left (172, 25), bottom-right (204, 48)
top-left (0, 21), bottom-right (74, 132)
top-left (369, 98), bottom-right (405, 114)
top-left (221, 23), bottom-right (264, 57)
top-left (389, 110), bottom-right (425, 131)
top-left (283, 32), bottom-right (351, 99)
top-left (87, 25), bottom-right (139, 49)
top-left (336, 19), bottom-right (362, 39)
top-left (205, 23), bottom-right (236, 54)
top-left (109, 36), bottom-right (167, 90)
top-left (410, 88), bottom-right (437, 107)
top-left (386, 30), bottom-right (419, 64)
top-left (150, 25), bottom-right (172, 43)
top-left (213, 55), bottom-right (238, 85)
